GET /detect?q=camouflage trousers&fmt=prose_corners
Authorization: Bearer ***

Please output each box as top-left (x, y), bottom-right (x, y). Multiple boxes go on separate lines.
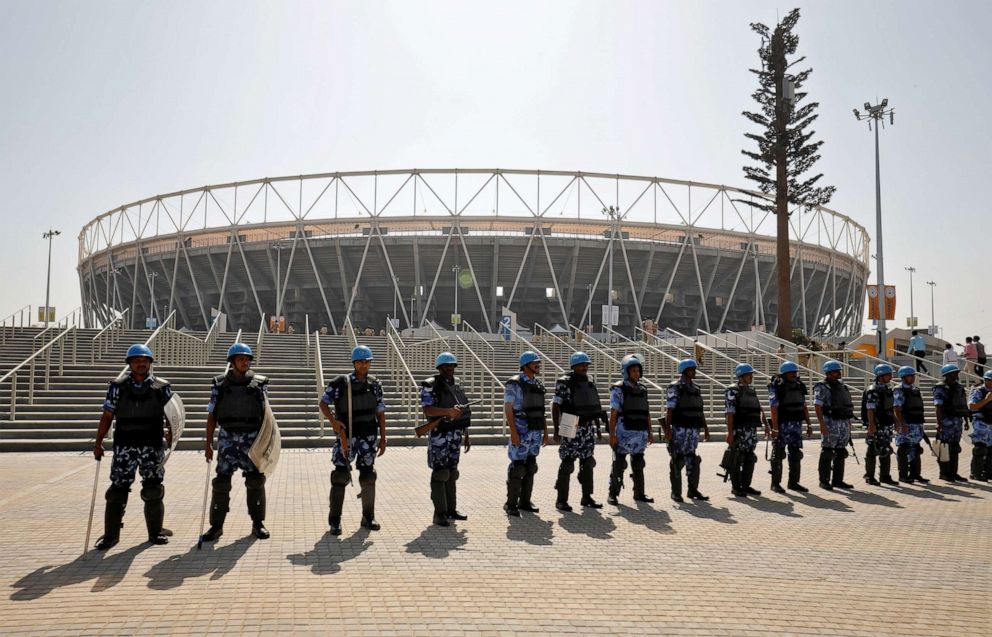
top-left (216, 428), bottom-right (260, 477)
top-left (427, 429), bottom-right (463, 470)
top-left (559, 423), bottom-right (596, 460)
top-left (937, 418), bottom-right (964, 444)
top-left (110, 445), bottom-right (164, 488)
top-left (333, 434), bottom-right (379, 469)
top-left (820, 418), bottom-right (851, 449)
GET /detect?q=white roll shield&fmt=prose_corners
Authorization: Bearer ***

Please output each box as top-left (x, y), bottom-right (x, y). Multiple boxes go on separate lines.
top-left (161, 392), bottom-right (186, 465)
top-left (249, 398), bottom-right (281, 475)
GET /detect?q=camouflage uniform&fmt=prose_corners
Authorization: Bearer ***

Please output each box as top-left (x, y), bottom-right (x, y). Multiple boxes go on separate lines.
top-left (724, 385), bottom-right (761, 494)
top-left (504, 374), bottom-right (546, 510)
top-left (421, 376), bottom-right (469, 518)
top-left (768, 377), bottom-right (808, 489)
top-left (968, 385), bottom-right (992, 481)
top-left (933, 381), bottom-right (968, 480)
top-left (608, 380), bottom-right (652, 502)
top-left (814, 379), bottom-right (854, 487)
top-left (667, 379), bottom-right (706, 498)
top-left (893, 381), bottom-right (927, 483)
top-left (863, 381), bottom-right (896, 484)
top-left (553, 372), bottom-right (602, 508)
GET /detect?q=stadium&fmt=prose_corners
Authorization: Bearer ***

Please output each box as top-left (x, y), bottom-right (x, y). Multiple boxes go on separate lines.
top-left (77, 169), bottom-right (869, 336)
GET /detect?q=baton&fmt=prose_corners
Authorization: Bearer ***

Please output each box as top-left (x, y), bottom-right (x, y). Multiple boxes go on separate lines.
top-left (197, 457), bottom-right (212, 550)
top-left (83, 458), bottom-right (101, 555)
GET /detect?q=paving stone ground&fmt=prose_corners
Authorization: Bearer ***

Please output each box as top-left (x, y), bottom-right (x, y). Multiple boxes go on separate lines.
top-left (1, 440), bottom-right (989, 636)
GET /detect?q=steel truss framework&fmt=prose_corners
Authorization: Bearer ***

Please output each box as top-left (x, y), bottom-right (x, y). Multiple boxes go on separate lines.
top-left (78, 169), bottom-right (870, 336)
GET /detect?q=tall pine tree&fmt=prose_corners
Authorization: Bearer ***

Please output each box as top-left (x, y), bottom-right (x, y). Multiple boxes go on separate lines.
top-left (741, 8), bottom-right (835, 339)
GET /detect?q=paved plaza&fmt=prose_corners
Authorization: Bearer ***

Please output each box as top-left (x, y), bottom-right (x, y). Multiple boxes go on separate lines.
top-left (1, 441), bottom-right (989, 636)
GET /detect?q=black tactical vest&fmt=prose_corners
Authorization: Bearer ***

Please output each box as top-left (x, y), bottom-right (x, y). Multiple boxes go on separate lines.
top-left (114, 379), bottom-right (168, 448)
top-left (897, 384), bottom-right (925, 424)
top-left (213, 371), bottom-right (266, 432)
top-left (333, 374), bottom-right (381, 437)
top-left (972, 386), bottom-right (992, 422)
top-left (822, 380), bottom-right (854, 419)
top-left (937, 382), bottom-right (969, 418)
top-left (871, 383), bottom-right (895, 427)
top-left (424, 375), bottom-right (472, 431)
top-left (671, 380), bottom-right (705, 428)
top-left (774, 377), bottom-right (807, 422)
top-left (509, 374), bottom-right (546, 431)
top-left (733, 384), bottom-right (762, 428)
top-left (614, 380), bottom-right (650, 430)
top-left (560, 373), bottom-right (602, 424)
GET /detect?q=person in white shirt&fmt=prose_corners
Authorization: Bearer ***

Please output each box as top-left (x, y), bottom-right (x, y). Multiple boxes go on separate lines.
top-left (942, 343), bottom-right (959, 366)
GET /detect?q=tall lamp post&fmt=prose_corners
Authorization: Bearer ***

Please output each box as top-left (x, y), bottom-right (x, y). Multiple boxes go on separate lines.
top-left (602, 205), bottom-right (620, 334)
top-left (926, 281), bottom-right (936, 337)
top-left (452, 265), bottom-right (461, 332)
top-left (905, 266), bottom-right (916, 329)
top-left (149, 272), bottom-right (159, 324)
top-left (854, 99), bottom-right (895, 359)
top-left (42, 229), bottom-right (61, 328)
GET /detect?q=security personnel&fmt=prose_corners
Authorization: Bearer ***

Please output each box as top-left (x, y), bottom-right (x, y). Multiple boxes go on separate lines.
top-left (607, 354), bottom-right (654, 505)
top-left (93, 344), bottom-right (175, 550)
top-left (933, 363), bottom-right (970, 482)
top-left (421, 352), bottom-right (472, 526)
top-left (863, 363), bottom-right (897, 486)
top-left (202, 343), bottom-right (271, 542)
top-left (767, 361), bottom-right (812, 493)
top-left (503, 351), bottom-right (548, 517)
top-left (662, 359), bottom-right (711, 502)
top-left (967, 370), bottom-right (992, 481)
top-left (725, 363), bottom-right (764, 497)
top-left (893, 366), bottom-right (930, 484)
top-left (319, 345), bottom-right (388, 534)
top-left (813, 360), bottom-right (855, 490)
top-left (553, 351), bottom-right (604, 512)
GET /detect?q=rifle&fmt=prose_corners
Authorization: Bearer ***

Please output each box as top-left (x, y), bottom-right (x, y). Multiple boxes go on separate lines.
top-left (848, 434), bottom-right (860, 465)
top-left (415, 399), bottom-right (482, 437)
top-left (921, 429), bottom-right (937, 457)
top-left (716, 446), bottom-right (734, 482)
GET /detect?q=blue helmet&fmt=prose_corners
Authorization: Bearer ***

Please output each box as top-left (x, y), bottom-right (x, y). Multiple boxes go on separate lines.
top-left (822, 360), bottom-right (843, 374)
top-left (621, 354), bottom-right (643, 379)
top-left (125, 343), bottom-right (154, 363)
top-left (940, 363), bottom-right (960, 376)
top-left (352, 345), bottom-right (374, 362)
top-left (984, 370), bottom-right (992, 381)
top-left (677, 358), bottom-right (697, 374)
top-left (569, 351), bottom-right (591, 368)
top-left (873, 363), bottom-right (894, 378)
top-left (735, 363), bottom-right (755, 377)
top-left (779, 361), bottom-right (799, 375)
top-left (435, 352), bottom-right (458, 368)
top-left (897, 366), bottom-right (916, 379)
top-left (227, 342), bottom-right (254, 361)
top-left (519, 351), bottom-right (541, 368)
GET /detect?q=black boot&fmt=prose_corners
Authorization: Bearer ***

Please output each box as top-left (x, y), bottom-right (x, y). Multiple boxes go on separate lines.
top-left (246, 473), bottom-right (269, 539)
top-left (445, 468), bottom-right (467, 519)
top-left (742, 452), bottom-right (761, 496)
top-left (631, 453), bottom-right (653, 502)
top-left (770, 445), bottom-right (785, 493)
top-left (879, 455), bottom-right (897, 485)
top-left (608, 453), bottom-right (626, 505)
top-left (686, 455), bottom-right (708, 501)
top-left (897, 445), bottom-right (912, 483)
top-left (832, 449), bottom-right (853, 489)
top-left (730, 450), bottom-right (746, 497)
top-left (430, 469), bottom-right (449, 525)
top-left (971, 444), bottom-right (988, 481)
top-left (864, 445), bottom-right (879, 485)
top-left (950, 444), bottom-right (968, 482)
top-left (818, 449), bottom-right (834, 490)
top-left (787, 452), bottom-right (807, 492)
top-left (984, 444), bottom-right (992, 482)
top-left (911, 454), bottom-right (928, 483)
top-left (96, 486), bottom-right (128, 551)
top-left (578, 458), bottom-right (601, 508)
top-left (359, 470), bottom-right (380, 530)
top-left (505, 463), bottom-right (524, 516)
top-left (141, 481), bottom-right (168, 545)
top-left (328, 482), bottom-right (346, 536)
top-left (670, 455), bottom-right (684, 502)
top-left (555, 459), bottom-right (573, 511)
top-left (202, 476), bottom-right (231, 543)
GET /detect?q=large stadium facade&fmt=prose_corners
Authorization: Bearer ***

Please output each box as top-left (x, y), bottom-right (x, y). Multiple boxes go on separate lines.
top-left (77, 169), bottom-right (869, 337)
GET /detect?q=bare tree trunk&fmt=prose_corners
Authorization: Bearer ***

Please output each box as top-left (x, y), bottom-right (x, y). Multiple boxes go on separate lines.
top-left (773, 28), bottom-right (792, 340)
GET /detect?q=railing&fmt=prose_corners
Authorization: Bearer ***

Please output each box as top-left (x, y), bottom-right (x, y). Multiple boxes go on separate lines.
top-left (57, 307), bottom-right (83, 329)
top-left (314, 329), bottom-right (325, 438)
top-left (386, 332), bottom-right (423, 436)
top-left (31, 325), bottom-right (61, 351)
top-left (203, 311), bottom-right (225, 360)
top-left (504, 325), bottom-right (566, 375)
top-left (343, 317), bottom-right (358, 349)
top-left (255, 314), bottom-right (266, 365)
top-left (304, 315), bottom-right (312, 366)
top-left (0, 325), bottom-right (78, 420)
top-left (0, 304), bottom-right (31, 345)
top-left (460, 320), bottom-right (496, 369)
top-left (653, 326), bottom-right (771, 382)
top-left (91, 309), bottom-right (130, 363)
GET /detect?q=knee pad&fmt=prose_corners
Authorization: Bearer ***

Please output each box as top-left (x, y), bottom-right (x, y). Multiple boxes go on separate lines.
top-left (212, 475), bottom-right (233, 492)
top-left (749, 452), bottom-right (758, 464)
top-left (244, 471), bottom-right (266, 490)
top-left (631, 454), bottom-right (646, 471)
top-left (836, 447), bottom-right (849, 459)
top-left (105, 484), bottom-right (129, 504)
top-left (140, 479), bottom-right (164, 502)
top-left (695, 454), bottom-right (703, 467)
top-left (614, 453), bottom-right (629, 471)
top-left (952, 442), bottom-right (962, 454)
top-left (449, 468), bottom-right (460, 481)
top-left (509, 460), bottom-right (527, 480)
top-left (914, 444), bottom-right (924, 456)
top-left (359, 468), bottom-right (377, 486)
top-left (330, 467), bottom-right (351, 486)
top-left (526, 456), bottom-right (539, 476)
top-left (580, 456), bottom-right (596, 471)
top-left (431, 468), bottom-right (451, 483)
top-left (560, 457), bottom-right (576, 474)
top-left (770, 445), bottom-right (785, 462)
top-left (792, 447), bottom-right (804, 461)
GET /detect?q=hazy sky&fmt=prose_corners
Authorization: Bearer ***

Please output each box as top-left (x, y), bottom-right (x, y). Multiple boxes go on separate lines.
top-left (2, 0), bottom-right (989, 343)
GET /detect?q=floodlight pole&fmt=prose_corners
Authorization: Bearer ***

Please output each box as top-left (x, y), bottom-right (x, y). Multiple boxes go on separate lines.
top-left (42, 229), bottom-right (61, 327)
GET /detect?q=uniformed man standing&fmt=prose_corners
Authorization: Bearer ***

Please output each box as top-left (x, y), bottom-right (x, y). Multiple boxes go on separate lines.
top-left (553, 351), bottom-right (604, 512)
top-left (932, 363), bottom-right (969, 482)
top-left (662, 359), bottom-right (711, 502)
top-left (767, 361), bottom-right (812, 493)
top-left (93, 344), bottom-right (176, 550)
top-left (421, 352), bottom-right (471, 526)
top-left (893, 366), bottom-right (930, 484)
top-left (813, 360), bottom-right (855, 490)
top-left (967, 370), bottom-right (992, 481)
top-left (319, 345), bottom-right (388, 534)
top-left (607, 354), bottom-right (654, 506)
top-left (724, 363), bottom-right (764, 498)
top-left (202, 343), bottom-right (271, 542)
top-left (503, 351), bottom-right (548, 517)
top-left (863, 364), bottom-right (898, 486)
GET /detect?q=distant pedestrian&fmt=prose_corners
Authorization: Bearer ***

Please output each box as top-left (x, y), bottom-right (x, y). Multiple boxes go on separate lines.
top-left (908, 330), bottom-right (927, 373)
top-left (975, 336), bottom-right (987, 376)
top-left (942, 343), bottom-right (959, 367)
top-left (959, 337), bottom-right (977, 375)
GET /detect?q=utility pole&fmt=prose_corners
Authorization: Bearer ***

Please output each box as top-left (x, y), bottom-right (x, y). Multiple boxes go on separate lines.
top-left (602, 205), bottom-right (620, 334)
top-left (854, 99), bottom-right (895, 359)
top-left (42, 229), bottom-right (61, 328)
top-left (452, 264), bottom-right (461, 332)
top-left (904, 266), bottom-right (916, 328)
top-left (926, 281), bottom-right (936, 336)
top-left (771, 25), bottom-right (794, 340)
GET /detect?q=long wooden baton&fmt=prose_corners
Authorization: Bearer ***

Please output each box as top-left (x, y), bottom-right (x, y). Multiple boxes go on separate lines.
top-left (197, 457), bottom-right (212, 550)
top-left (83, 457), bottom-right (101, 555)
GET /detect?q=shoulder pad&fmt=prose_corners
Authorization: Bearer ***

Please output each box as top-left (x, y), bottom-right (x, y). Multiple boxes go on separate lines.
top-left (249, 374), bottom-right (268, 388)
top-left (612, 379), bottom-right (624, 388)
top-left (814, 381), bottom-right (827, 390)
top-left (366, 374), bottom-right (379, 384)
top-left (213, 374), bottom-right (227, 386)
top-left (333, 374), bottom-right (349, 386)
top-left (508, 374), bottom-right (522, 385)
top-left (421, 376), bottom-right (436, 388)
top-left (558, 374), bottom-right (571, 383)
top-left (797, 380), bottom-right (807, 391)
top-left (151, 377), bottom-right (170, 389)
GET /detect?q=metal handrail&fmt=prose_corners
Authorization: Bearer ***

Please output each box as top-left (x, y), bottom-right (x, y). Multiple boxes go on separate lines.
top-left (203, 311), bottom-right (224, 354)
top-left (255, 314), bottom-right (266, 364)
top-left (0, 304), bottom-right (31, 345)
top-left (0, 325), bottom-right (78, 420)
top-left (91, 309), bottom-right (130, 363)
top-left (343, 316), bottom-right (358, 348)
top-left (385, 318), bottom-right (406, 349)
top-left (655, 326), bottom-right (771, 380)
top-left (505, 325), bottom-right (566, 374)
top-left (699, 329), bottom-right (830, 382)
top-left (568, 324), bottom-right (672, 394)
top-left (459, 320), bottom-right (495, 351)
top-left (56, 306), bottom-right (83, 329)
top-left (386, 333), bottom-right (422, 435)
top-left (314, 329), bottom-right (325, 438)
top-left (305, 315), bottom-right (311, 366)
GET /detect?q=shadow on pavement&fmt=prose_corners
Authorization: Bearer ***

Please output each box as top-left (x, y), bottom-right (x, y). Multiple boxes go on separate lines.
top-left (673, 500), bottom-right (737, 524)
top-left (10, 543), bottom-right (151, 600)
top-left (506, 514), bottom-right (554, 546)
top-left (734, 495), bottom-right (803, 518)
top-left (144, 536), bottom-right (255, 589)
top-left (287, 529), bottom-right (373, 574)
top-left (611, 501), bottom-right (675, 534)
top-left (920, 482), bottom-right (982, 499)
top-left (844, 488), bottom-right (905, 508)
top-left (557, 506), bottom-right (617, 539)
top-left (789, 491), bottom-right (854, 513)
top-left (404, 525), bottom-right (468, 559)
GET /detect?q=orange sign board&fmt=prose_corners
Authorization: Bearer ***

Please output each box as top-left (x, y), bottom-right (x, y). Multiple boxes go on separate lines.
top-left (867, 285), bottom-right (896, 321)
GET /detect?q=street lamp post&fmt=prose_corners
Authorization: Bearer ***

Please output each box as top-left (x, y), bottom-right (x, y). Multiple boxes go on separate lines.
top-left (149, 272), bottom-right (159, 324)
top-left (926, 281), bottom-right (936, 337)
top-left (392, 279), bottom-right (399, 326)
top-left (854, 99), bottom-right (895, 359)
top-left (41, 229), bottom-right (61, 328)
top-left (586, 283), bottom-right (593, 331)
top-left (602, 206), bottom-right (620, 333)
top-left (905, 266), bottom-right (916, 328)
top-left (452, 265), bottom-right (461, 332)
